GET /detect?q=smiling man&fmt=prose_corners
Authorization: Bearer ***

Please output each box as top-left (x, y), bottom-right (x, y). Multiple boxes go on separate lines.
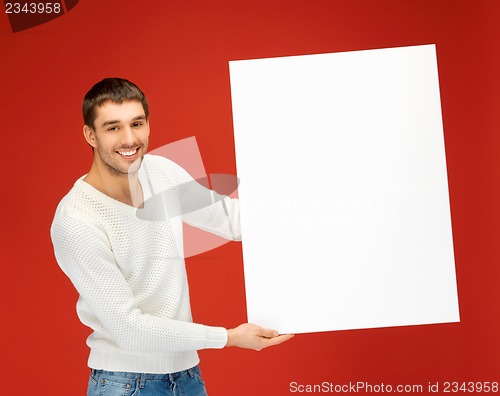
top-left (83, 98), bottom-right (149, 207)
top-left (50, 78), bottom-right (292, 396)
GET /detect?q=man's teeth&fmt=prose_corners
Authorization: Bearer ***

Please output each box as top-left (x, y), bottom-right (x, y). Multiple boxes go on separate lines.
top-left (118, 149), bottom-right (137, 157)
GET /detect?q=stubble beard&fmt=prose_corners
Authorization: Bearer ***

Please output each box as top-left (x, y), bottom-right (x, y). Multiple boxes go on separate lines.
top-left (98, 145), bottom-right (146, 177)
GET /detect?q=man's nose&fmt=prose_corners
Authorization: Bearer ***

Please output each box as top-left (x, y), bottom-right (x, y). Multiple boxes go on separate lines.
top-left (121, 126), bottom-right (136, 146)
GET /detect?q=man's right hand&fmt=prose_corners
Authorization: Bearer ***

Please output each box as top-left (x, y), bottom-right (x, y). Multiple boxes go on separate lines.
top-left (225, 323), bottom-right (294, 351)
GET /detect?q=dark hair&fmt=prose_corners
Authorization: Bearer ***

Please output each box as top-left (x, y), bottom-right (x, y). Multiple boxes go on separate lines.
top-left (83, 78), bottom-right (149, 129)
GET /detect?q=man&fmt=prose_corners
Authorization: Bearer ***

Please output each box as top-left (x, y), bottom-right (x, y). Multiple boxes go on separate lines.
top-left (50, 78), bottom-right (292, 395)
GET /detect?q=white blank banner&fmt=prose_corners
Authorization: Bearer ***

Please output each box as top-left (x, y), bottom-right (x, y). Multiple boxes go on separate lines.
top-left (229, 44), bottom-right (460, 334)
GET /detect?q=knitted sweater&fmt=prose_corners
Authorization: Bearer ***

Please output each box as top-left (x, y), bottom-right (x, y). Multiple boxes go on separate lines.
top-left (50, 154), bottom-right (241, 373)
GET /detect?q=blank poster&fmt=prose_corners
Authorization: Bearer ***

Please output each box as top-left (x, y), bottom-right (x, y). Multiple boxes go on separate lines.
top-left (229, 44), bottom-right (460, 334)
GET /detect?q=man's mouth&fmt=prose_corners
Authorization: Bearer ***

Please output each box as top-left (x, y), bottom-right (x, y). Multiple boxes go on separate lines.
top-left (116, 147), bottom-right (139, 158)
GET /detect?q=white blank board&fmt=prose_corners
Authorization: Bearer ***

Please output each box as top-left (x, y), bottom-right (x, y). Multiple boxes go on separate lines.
top-left (229, 44), bottom-right (460, 334)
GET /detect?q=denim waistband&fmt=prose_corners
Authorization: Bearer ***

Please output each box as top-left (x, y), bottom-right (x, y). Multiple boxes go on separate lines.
top-left (90, 365), bottom-right (198, 382)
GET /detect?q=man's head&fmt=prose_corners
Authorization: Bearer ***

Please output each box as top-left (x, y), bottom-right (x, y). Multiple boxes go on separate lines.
top-left (82, 78), bottom-right (150, 176)
top-left (83, 78), bottom-right (149, 130)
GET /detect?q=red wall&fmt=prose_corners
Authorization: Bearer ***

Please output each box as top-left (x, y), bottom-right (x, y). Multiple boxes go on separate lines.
top-left (1, 1), bottom-right (499, 394)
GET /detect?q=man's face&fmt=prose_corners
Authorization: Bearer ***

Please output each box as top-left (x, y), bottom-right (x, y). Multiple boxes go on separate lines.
top-left (87, 100), bottom-right (150, 175)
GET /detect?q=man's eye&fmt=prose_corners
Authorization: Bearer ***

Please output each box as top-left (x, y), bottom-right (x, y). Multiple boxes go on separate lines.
top-left (133, 122), bottom-right (142, 128)
top-left (108, 126), bottom-right (119, 131)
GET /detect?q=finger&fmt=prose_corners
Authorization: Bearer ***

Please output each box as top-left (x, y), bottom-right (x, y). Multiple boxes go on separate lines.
top-left (258, 327), bottom-right (280, 338)
top-left (262, 333), bottom-right (295, 348)
top-left (274, 334), bottom-right (295, 343)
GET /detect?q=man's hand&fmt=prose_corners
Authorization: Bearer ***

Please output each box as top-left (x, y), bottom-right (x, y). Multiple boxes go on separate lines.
top-left (225, 323), bottom-right (294, 351)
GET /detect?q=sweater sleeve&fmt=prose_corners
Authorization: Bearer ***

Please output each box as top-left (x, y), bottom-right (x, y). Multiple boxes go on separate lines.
top-left (181, 185), bottom-right (241, 242)
top-left (50, 205), bottom-right (228, 353)
top-left (150, 155), bottom-right (241, 241)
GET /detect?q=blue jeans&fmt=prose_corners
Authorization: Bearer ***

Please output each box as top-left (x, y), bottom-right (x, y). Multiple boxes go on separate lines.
top-left (87, 365), bottom-right (208, 396)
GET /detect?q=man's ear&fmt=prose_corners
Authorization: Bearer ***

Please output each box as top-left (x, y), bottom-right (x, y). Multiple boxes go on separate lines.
top-left (83, 125), bottom-right (97, 148)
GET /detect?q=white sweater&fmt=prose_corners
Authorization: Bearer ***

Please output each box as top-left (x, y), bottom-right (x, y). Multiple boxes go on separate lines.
top-left (50, 154), bottom-right (241, 373)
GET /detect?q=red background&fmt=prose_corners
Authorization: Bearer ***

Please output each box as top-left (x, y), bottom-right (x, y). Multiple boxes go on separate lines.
top-left (1, 1), bottom-right (499, 395)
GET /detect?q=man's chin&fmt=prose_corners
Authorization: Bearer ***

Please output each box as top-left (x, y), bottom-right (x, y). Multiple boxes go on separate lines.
top-left (127, 155), bottom-right (144, 175)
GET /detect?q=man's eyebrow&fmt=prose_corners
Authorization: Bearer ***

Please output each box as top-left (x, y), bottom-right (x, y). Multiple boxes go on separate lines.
top-left (101, 115), bottom-right (146, 128)
top-left (101, 119), bottom-right (120, 127)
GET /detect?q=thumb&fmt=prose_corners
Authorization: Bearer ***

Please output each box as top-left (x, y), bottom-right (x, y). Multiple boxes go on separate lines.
top-left (259, 327), bottom-right (280, 338)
